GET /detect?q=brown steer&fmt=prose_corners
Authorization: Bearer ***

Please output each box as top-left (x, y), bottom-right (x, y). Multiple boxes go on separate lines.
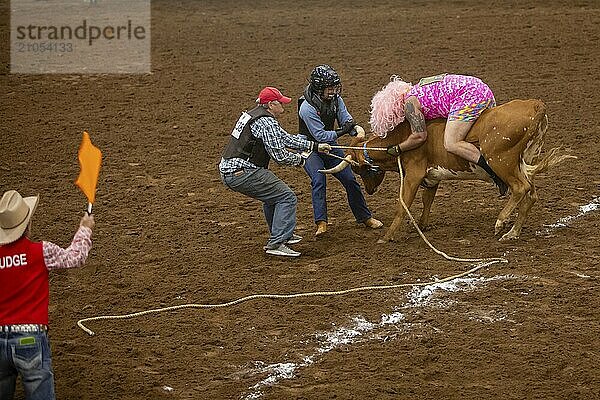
top-left (321, 99), bottom-right (574, 242)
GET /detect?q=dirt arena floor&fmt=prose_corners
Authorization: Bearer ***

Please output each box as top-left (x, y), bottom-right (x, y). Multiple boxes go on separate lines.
top-left (1, 0), bottom-right (600, 399)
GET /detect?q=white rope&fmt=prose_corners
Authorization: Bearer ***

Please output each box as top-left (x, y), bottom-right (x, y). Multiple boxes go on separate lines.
top-left (330, 145), bottom-right (388, 151)
top-left (396, 155), bottom-right (507, 264)
top-left (76, 259), bottom-right (500, 335)
top-left (76, 155), bottom-right (507, 336)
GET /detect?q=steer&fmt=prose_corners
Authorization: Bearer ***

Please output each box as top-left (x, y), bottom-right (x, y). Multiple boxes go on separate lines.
top-left (321, 99), bottom-right (574, 242)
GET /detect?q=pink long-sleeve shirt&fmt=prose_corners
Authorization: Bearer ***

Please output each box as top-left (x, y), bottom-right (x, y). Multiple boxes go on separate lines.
top-left (43, 226), bottom-right (93, 269)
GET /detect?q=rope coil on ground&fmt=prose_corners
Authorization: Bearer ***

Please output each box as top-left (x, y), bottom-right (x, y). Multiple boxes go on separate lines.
top-left (77, 259), bottom-right (502, 335)
top-left (77, 152), bottom-right (507, 336)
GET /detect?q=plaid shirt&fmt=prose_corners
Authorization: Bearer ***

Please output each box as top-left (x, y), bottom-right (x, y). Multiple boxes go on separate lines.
top-left (42, 226), bottom-right (92, 270)
top-left (219, 115), bottom-right (314, 173)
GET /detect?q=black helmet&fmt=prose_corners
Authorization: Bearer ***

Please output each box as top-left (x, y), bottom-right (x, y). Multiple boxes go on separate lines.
top-left (309, 64), bottom-right (341, 92)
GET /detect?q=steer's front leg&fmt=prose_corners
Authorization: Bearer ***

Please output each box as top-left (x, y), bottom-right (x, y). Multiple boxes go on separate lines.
top-left (378, 171), bottom-right (423, 243)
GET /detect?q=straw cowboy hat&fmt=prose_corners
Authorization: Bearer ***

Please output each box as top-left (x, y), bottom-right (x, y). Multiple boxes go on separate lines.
top-left (0, 190), bottom-right (39, 245)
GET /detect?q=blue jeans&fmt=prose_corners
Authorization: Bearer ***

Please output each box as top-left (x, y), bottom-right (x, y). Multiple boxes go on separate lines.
top-left (221, 167), bottom-right (297, 248)
top-left (303, 148), bottom-right (372, 224)
top-left (0, 330), bottom-right (55, 400)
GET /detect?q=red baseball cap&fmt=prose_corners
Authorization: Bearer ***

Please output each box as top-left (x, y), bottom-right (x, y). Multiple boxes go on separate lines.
top-left (257, 87), bottom-right (292, 104)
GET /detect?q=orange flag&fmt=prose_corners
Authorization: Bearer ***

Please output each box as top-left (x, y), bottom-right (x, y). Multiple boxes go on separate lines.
top-left (75, 131), bottom-right (102, 211)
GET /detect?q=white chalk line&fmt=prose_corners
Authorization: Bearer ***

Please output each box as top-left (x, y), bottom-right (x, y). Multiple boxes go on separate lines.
top-left (240, 274), bottom-right (516, 400)
top-left (536, 195), bottom-right (600, 235)
top-left (240, 195), bottom-right (600, 399)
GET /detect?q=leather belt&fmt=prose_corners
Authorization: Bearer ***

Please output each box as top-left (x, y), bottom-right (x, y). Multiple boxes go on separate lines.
top-left (223, 168), bottom-right (245, 176)
top-left (1, 324), bottom-right (48, 333)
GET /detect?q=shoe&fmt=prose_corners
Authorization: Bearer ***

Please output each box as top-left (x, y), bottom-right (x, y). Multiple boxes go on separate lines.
top-left (263, 234), bottom-right (302, 250)
top-left (286, 234), bottom-right (303, 245)
top-left (315, 221), bottom-right (328, 237)
top-left (493, 177), bottom-right (509, 196)
top-left (477, 155), bottom-right (508, 196)
top-left (364, 217), bottom-right (383, 229)
top-left (265, 243), bottom-right (301, 257)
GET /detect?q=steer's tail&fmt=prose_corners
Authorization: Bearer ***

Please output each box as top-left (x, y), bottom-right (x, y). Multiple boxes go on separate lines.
top-left (523, 147), bottom-right (576, 179)
top-left (521, 107), bottom-right (576, 180)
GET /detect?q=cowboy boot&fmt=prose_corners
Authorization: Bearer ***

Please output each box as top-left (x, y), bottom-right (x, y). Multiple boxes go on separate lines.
top-left (364, 217), bottom-right (383, 229)
top-left (315, 221), bottom-right (327, 237)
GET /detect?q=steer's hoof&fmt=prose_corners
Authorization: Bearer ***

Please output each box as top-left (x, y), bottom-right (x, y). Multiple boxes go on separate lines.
top-left (494, 220), bottom-right (507, 236)
top-left (499, 230), bottom-right (519, 241)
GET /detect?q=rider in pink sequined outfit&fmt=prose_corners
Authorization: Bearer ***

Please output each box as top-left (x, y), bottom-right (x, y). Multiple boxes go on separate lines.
top-left (407, 74), bottom-right (495, 121)
top-left (386, 74), bottom-right (507, 195)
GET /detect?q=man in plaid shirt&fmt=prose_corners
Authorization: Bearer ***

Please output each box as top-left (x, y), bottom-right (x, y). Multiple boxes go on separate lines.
top-left (219, 86), bottom-right (331, 257)
top-left (0, 190), bottom-right (94, 400)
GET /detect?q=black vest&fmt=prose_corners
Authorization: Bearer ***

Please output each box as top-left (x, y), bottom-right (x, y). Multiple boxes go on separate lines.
top-left (298, 85), bottom-right (339, 141)
top-left (222, 106), bottom-right (273, 168)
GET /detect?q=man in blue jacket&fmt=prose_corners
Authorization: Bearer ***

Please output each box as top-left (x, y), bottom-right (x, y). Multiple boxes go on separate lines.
top-left (298, 65), bottom-right (382, 236)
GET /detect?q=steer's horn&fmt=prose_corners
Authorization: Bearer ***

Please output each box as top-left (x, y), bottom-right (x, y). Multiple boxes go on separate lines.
top-left (355, 125), bottom-right (366, 140)
top-left (319, 155), bottom-right (352, 174)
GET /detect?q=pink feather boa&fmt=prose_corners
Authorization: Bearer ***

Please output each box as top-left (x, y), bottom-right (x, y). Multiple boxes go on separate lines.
top-left (369, 76), bottom-right (412, 138)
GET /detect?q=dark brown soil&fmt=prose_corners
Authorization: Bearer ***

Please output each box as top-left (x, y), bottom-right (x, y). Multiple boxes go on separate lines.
top-left (1, 1), bottom-right (599, 399)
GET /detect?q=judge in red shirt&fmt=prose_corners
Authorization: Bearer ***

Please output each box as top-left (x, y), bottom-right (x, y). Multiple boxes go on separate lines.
top-left (0, 190), bottom-right (94, 400)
